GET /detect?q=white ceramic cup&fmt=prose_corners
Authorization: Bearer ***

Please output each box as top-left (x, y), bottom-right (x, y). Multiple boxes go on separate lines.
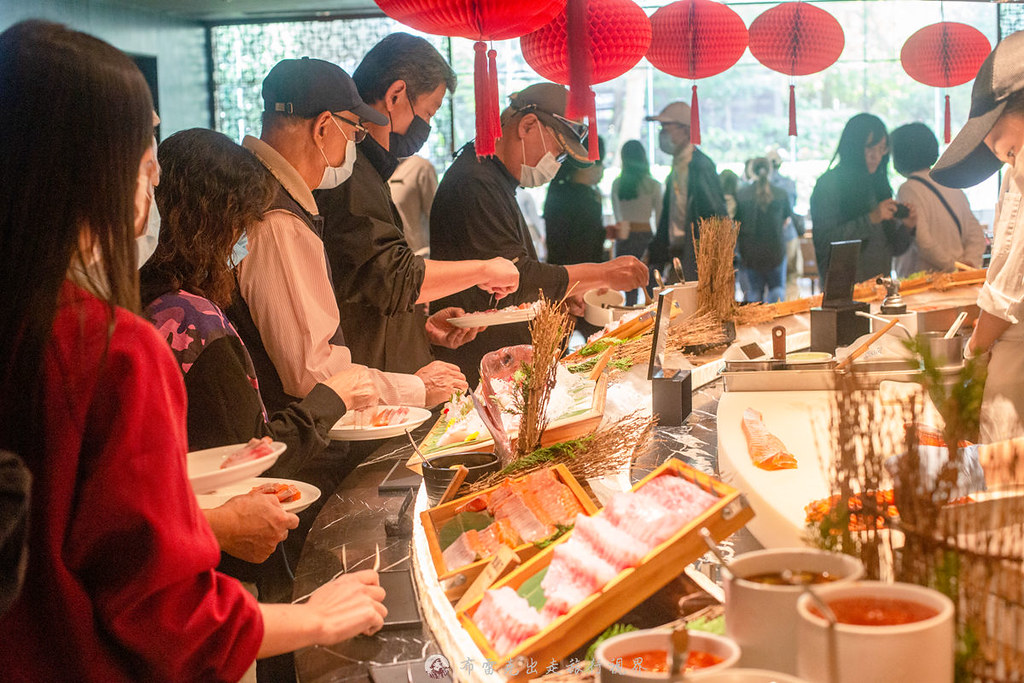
top-left (584, 289), bottom-right (627, 328)
top-left (724, 549), bottom-right (864, 674)
top-left (596, 629), bottom-right (740, 683)
top-left (795, 580), bottom-right (954, 683)
top-left (672, 282), bottom-right (699, 319)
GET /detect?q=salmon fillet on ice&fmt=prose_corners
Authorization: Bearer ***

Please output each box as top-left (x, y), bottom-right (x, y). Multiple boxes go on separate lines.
top-left (741, 407), bottom-right (798, 471)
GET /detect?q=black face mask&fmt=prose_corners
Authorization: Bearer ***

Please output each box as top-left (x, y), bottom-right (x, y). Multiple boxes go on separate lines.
top-left (360, 134), bottom-right (400, 180)
top-left (390, 114), bottom-right (431, 159)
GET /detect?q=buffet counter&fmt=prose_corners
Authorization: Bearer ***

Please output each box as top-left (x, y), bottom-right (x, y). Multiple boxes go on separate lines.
top-left (292, 381), bottom-right (744, 683)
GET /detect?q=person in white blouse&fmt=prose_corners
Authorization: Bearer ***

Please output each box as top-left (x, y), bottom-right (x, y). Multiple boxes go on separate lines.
top-left (612, 140), bottom-right (661, 305)
top-left (890, 123), bottom-right (986, 277)
top-left (932, 30), bottom-right (1024, 443)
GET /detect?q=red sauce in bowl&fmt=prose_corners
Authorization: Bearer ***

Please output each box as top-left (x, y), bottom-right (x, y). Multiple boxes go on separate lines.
top-left (619, 649), bottom-right (724, 673)
top-left (811, 597), bottom-right (939, 626)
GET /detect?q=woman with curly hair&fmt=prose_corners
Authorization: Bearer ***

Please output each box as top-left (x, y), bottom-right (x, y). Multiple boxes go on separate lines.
top-left (140, 128), bottom-right (379, 565)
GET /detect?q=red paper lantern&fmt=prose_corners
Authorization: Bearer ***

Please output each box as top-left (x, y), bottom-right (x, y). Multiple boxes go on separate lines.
top-left (375, 0), bottom-right (568, 155)
top-left (748, 2), bottom-right (844, 136)
top-left (521, 0), bottom-right (652, 159)
top-left (901, 23), bottom-right (991, 143)
top-left (647, 0), bottom-right (748, 144)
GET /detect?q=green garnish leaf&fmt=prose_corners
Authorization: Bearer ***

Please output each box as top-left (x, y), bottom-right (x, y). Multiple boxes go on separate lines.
top-left (517, 566), bottom-right (550, 611)
top-left (533, 524), bottom-right (574, 549)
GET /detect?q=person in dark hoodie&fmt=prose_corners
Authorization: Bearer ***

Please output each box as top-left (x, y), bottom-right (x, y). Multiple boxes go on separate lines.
top-left (645, 101), bottom-right (728, 282)
top-left (810, 113), bottom-right (916, 280)
top-left (315, 33), bottom-right (519, 376)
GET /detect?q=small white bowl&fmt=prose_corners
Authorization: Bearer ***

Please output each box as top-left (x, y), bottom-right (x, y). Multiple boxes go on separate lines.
top-left (689, 668), bottom-right (810, 682)
top-left (725, 548), bottom-right (864, 674)
top-left (584, 289), bottom-right (627, 327)
top-left (596, 629), bottom-right (740, 682)
top-left (796, 580), bottom-right (955, 683)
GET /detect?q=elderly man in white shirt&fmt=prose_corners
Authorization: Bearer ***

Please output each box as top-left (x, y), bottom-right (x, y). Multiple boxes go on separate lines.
top-left (890, 123), bottom-right (986, 277)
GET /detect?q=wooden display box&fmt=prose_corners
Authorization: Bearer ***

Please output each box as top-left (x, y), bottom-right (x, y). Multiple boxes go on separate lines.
top-left (407, 376), bottom-right (608, 473)
top-left (421, 464), bottom-right (599, 601)
top-left (456, 458), bottom-right (754, 675)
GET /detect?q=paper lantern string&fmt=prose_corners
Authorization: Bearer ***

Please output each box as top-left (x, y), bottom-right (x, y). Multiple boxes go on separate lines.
top-left (690, 84), bottom-right (701, 145)
top-left (944, 93), bottom-right (951, 144)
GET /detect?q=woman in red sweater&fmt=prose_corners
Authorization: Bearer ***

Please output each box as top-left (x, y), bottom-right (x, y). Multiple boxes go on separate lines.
top-left (0, 20), bottom-right (385, 681)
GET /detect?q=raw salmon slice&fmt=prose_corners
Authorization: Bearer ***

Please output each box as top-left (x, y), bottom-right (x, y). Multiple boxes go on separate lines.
top-left (741, 407), bottom-right (798, 471)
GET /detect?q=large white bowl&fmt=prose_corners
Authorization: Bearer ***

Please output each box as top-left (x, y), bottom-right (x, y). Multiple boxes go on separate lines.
top-left (725, 548), bottom-right (864, 674)
top-left (186, 441), bottom-right (285, 494)
top-left (796, 581), bottom-right (955, 683)
top-left (596, 629), bottom-right (740, 682)
top-left (689, 669), bottom-right (810, 682)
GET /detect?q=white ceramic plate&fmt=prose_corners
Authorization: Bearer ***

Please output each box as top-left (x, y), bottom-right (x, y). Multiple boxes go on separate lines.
top-left (186, 441), bottom-right (285, 494)
top-left (195, 477), bottom-right (321, 514)
top-left (446, 306), bottom-right (537, 328)
top-left (329, 406), bottom-right (432, 441)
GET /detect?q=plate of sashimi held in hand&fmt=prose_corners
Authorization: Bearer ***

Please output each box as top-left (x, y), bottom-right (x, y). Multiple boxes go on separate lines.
top-left (187, 438), bottom-right (285, 494)
top-left (458, 458), bottom-right (753, 668)
top-left (330, 405), bottom-right (432, 441)
top-left (421, 465), bottom-right (599, 596)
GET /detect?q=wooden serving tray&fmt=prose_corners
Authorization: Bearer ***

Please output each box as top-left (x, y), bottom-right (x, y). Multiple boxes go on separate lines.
top-left (421, 464), bottom-right (599, 602)
top-left (407, 375), bottom-right (608, 473)
top-left (456, 458), bottom-right (754, 675)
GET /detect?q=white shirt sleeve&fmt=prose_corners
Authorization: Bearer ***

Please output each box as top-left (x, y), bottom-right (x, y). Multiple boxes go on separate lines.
top-left (979, 177), bottom-right (1024, 325)
top-left (237, 210), bottom-right (426, 405)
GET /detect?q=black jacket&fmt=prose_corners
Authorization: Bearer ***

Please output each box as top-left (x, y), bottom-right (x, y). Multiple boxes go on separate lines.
top-left (735, 184), bottom-right (794, 271)
top-left (810, 168), bottom-right (913, 281)
top-left (430, 143), bottom-right (569, 386)
top-left (315, 139), bottom-right (433, 375)
top-left (649, 147), bottom-right (728, 280)
top-left (543, 179), bottom-right (604, 265)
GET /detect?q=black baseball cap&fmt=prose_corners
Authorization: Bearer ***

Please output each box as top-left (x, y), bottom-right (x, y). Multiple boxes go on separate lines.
top-left (504, 83), bottom-right (589, 164)
top-left (931, 32), bottom-right (1023, 188)
top-left (261, 57), bottom-right (388, 126)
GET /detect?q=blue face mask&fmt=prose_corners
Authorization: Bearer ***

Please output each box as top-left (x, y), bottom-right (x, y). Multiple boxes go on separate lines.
top-left (229, 232), bottom-right (248, 268)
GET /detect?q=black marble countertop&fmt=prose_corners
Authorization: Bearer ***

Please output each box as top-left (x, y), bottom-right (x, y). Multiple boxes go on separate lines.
top-left (293, 379), bottom-right (757, 683)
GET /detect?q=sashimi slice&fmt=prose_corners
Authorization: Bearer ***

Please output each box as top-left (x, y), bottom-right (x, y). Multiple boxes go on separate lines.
top-left (572, 513), bottom-right (648, 570)
top-left (741, 407), bottom-right (798, 470)
top-left (474, 587), bottom-right (548, 655)
top-left (640, 474), bottom-right (718, 521)
top-left (491, 489), bottom-right (555, 542)
top-left (603, 492), bottom-right (686, 550)
top-left (441, 530), bottom-right (482, 571)
top-left (520, 470), bottom-right (585, 526)
top-left (539, 537), bottom-right (619, 619)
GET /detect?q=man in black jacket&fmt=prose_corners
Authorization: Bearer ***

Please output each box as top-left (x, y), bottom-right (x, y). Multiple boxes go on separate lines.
top-left (315, 33), bottom-right (519, 379)
top-left (646, 101), bottom-right (728, 282)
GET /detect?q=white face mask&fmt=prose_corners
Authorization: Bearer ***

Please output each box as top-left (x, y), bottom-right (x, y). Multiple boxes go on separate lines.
top-left (519, 127), bottom-right (562, 188)
top-left (317, 117), bottom-right (357, 190)
top-left (136, 196), bottom-right (160, 269)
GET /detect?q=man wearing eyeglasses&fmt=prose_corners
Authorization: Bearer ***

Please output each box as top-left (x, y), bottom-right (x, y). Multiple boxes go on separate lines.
top-left (315, 34), bottom-right (519, 402)
top-left (430, 83), bottom-right (649, 386)
top-left (646, 101), bottom-right (728, 282)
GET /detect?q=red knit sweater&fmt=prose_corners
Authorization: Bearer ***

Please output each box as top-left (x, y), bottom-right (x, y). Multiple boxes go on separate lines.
top-left (0, 282), bottom-right (263, 681)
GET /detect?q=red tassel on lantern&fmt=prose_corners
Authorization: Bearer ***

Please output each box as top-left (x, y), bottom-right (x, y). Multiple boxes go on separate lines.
top-left (788, 84), bottom-right (797, 137)
top-left (473, 41), bottom-right (495, 155)
top-left (748, 2), bottom-right (844, 137)
top-left (487, 48), bottom-right (501, 141)
top-left (690, 85), bottom-right (701, 145)
top-left (900, 22), bottom-right (990, 145)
